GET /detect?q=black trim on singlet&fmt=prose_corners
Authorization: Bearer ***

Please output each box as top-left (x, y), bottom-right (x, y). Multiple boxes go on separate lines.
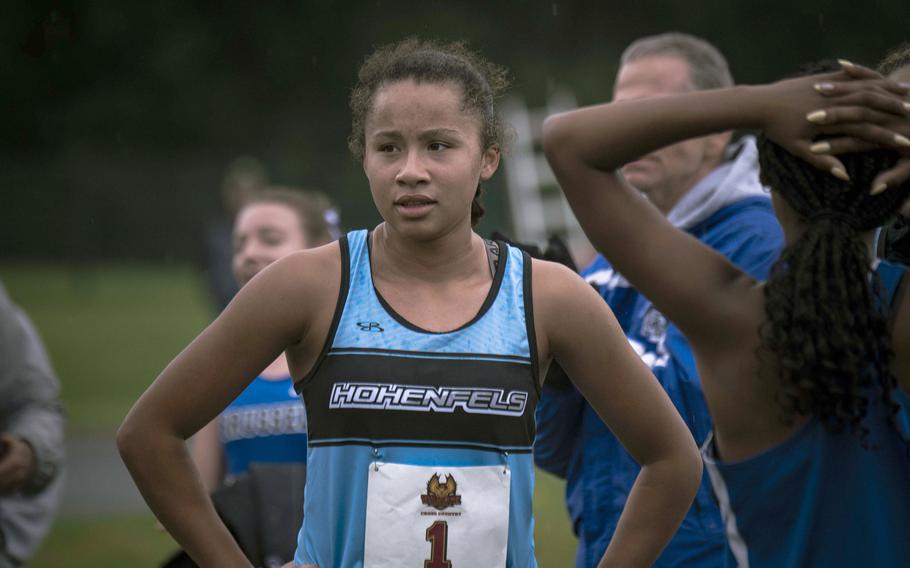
top-left (366, 230), bottom-right (509, 335)
top-left (306, 438), bottom-right (532, 453)
top-left (327, 346), bottom-right (531, 364)
top-left (522, 251), bottom-right (541, 396)
top-left (294, 235), bottom-right (352, 393)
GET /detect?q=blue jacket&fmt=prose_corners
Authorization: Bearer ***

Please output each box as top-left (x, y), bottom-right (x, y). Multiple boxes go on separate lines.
top-left (534, 194), bottom-right (783, 568)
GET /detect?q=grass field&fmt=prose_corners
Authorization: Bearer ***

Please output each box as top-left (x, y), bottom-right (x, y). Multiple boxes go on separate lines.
top-left (1, 263), bottom-right (576, 566)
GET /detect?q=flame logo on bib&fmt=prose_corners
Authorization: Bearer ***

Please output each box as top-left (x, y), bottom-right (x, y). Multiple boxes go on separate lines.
top-left (421, 473), bottom-right (462, 510)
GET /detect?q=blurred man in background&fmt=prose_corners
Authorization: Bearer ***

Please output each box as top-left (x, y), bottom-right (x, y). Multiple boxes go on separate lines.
top-left (0, 282), bottom-right (65, 567)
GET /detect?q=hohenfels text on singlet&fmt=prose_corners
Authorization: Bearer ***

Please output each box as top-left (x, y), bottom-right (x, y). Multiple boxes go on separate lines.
top-left (329, 382), bottom-right (527, 416)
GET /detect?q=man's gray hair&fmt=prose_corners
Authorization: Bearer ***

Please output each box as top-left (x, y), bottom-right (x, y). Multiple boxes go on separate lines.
top-left (620, 32), bottom-right (733, 91)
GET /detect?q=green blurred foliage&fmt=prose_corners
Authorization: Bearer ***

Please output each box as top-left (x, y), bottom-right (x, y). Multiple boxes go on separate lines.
top-left (2, 0), bottom-right (908, 261)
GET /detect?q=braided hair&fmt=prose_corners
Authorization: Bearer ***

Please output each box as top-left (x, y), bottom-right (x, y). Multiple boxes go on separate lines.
top-left (758, 131), bottom-right (909, 442)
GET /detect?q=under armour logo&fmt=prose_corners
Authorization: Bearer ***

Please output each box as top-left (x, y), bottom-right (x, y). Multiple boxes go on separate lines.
top-left (357, 321), bottom-right (384, 332)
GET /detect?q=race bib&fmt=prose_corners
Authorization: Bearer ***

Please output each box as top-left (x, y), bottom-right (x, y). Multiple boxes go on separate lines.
top-left (363, 462), bottom-right (511, 568)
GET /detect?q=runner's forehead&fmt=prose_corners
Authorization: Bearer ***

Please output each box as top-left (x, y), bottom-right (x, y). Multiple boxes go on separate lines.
top-left (365, 80), bottom-right (479, 138)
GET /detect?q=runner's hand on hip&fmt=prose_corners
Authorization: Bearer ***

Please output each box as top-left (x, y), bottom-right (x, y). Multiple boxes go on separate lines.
top-left (0, 432), bottom-right (36, 495)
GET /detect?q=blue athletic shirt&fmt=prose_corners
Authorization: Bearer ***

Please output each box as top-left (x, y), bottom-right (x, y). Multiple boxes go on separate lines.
top-left (221, 375), bottom-right (308, 475)
top-left (704, 260), bottom-right (910, 568)
top-left (293, 230), bottom-right (540, 568)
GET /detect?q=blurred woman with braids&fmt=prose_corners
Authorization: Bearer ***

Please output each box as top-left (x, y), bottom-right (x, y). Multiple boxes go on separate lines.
top-left (544, 59), bottom-right (910, 567)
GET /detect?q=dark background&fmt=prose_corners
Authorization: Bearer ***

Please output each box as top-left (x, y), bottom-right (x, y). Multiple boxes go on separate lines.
top-left (3, 0), bottom-right (908, 262)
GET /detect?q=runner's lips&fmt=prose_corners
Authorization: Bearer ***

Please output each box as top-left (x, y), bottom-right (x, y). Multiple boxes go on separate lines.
top-left (394, 195), bottom-right (437, 206)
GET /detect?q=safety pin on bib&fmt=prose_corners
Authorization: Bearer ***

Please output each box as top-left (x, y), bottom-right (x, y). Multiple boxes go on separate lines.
top-left (372, 447), bottom-right (383, 471)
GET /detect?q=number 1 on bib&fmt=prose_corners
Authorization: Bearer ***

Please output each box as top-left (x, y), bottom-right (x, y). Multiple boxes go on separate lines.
top-left (425, 520), bottom-right (452, 568)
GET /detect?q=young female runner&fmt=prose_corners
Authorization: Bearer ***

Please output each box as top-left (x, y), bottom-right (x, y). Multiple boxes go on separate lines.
top-left (119, 39), bottom-right (702, 568)
top-left (544, 60), bottom-right (910, 567)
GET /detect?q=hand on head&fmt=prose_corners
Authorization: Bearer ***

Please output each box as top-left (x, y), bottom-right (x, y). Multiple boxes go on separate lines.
top-left (759, 60), bottom-right (910, 193)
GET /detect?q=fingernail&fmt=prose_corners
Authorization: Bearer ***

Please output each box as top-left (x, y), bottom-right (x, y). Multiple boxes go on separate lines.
top-left (899, 82), bottom-right (910, 90)
top-left (831, 166), bottom-right (850, 181)
top-left (806, 110), bottom-right (827, 124)
top-left (872, 182), bottom-right (888, 195)
top-left (895, 134), bottom-right (910, 147)
top-left (903, 102), bottom-right (910, 113)
top-left (838, 58), bottom-right (855, 68)
top-left (810, 141), bottom-right (831, 154)
top-left (814, 82), bottom-right (836, 93)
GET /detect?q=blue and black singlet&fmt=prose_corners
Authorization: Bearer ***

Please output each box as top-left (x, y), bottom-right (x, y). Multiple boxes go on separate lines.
top-left (293, 230), bottom-right (540, 568)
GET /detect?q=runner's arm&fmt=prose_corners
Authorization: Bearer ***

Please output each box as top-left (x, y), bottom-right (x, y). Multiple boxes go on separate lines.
top-left (189, 419), bottom-right (225, 494)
